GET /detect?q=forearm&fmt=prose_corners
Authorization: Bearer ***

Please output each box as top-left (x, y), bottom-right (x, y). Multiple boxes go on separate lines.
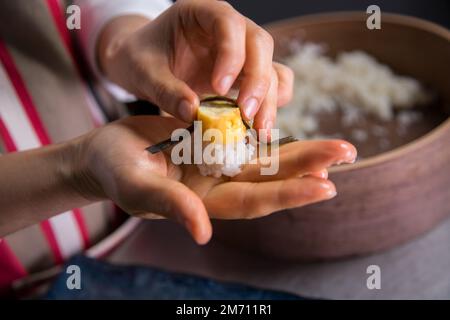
top-left (0, 138), bottom-right (96, 237)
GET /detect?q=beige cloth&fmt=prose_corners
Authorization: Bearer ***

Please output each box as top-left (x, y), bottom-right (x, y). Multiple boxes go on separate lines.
top-left (107, 217), bottom-right (450, 299)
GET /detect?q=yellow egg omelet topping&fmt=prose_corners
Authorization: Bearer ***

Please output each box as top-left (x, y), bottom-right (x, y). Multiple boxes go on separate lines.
top-left (197, 105), bottom-right (246, 144)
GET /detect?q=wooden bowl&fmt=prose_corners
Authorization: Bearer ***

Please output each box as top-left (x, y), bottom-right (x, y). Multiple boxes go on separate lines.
top-left (212, 12), bottom-right (450, 261)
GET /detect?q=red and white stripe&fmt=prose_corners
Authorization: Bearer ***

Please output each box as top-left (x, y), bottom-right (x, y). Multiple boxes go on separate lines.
top-left (0, 240), bottom-right (27, 293)
top-left (46, 0), bottom-right (106, 127)
top-left (0, 40), bottom-right (90, 265)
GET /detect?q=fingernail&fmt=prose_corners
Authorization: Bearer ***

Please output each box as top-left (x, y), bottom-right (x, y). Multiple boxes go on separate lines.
top-left (320, 182), bottom-right (331, 190)
top-left (344, 150), bottom-right (357, 163)
top-left (243, 97), bottom-right (258, 119)
top-left (340, 143), bottom-right (357, 163)
top-left (327, 189), bottom-right (337, 199)
top-left (218, 75), bottom-right (234, 95)
top-left (179, 99), bottom-right (193, 122)
top-left (319, 170), bottom-right (328, 179)
top-left (320, 182), bottom-right (337, 198)
top-left (347, 152), bottom-right (357, 163)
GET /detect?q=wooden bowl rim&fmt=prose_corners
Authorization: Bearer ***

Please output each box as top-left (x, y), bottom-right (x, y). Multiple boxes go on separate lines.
top-left (265, 12), bottom-right (450, 173)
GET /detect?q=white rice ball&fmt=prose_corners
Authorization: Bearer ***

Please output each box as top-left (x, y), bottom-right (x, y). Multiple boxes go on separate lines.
top-left (196, 135), bottom-right (256, 178)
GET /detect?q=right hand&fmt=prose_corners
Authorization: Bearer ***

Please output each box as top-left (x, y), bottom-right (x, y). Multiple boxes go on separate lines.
top-left (98, 0), bottom-right (294, 132)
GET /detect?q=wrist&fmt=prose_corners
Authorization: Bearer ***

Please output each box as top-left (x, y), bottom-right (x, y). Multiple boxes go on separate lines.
top-left (59, 132), bottom-right (106, 202)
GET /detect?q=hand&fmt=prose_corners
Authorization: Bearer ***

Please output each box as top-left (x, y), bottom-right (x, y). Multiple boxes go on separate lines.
top-left (73, 116), bottom-right (357, 245)
top-left (97, 0), bottom-right (294, 132)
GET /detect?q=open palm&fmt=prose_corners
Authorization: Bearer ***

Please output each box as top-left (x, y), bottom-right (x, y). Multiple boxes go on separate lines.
top-left (82, 116), bottom-right (356, 244)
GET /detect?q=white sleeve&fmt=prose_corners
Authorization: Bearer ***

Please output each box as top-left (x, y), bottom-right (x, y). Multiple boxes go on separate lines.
top-left (74, 0), bottom-right (172, 101)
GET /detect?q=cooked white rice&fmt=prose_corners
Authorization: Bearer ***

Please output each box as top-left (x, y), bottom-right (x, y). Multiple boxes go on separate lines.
top-left (196, 133), bottom-right (255, 178)
top-left (277, 42), bottom-right (432, 139)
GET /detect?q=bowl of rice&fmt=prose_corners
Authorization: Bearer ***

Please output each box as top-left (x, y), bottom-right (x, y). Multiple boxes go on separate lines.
top-left (212, 12), bottom-right (450, 261)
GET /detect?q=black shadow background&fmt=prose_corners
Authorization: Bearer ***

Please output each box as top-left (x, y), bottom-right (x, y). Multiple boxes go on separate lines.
top-left (225, 0), bottom-right (450, 28)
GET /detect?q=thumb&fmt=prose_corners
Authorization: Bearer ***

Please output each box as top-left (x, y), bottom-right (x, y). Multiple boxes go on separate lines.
top-left (135, 174), bottom-right (212, 245)
top-left (141, 63), bottom-right (199, 123)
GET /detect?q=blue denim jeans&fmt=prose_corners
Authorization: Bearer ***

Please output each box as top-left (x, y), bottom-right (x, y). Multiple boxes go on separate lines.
top-left (45, 255), bottom-right (300, 300)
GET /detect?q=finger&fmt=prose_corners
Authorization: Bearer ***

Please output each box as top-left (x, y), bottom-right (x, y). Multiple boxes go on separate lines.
top-left (234, 140), bottom-right (357, 182)
top-left (204, 177), bottom-right (336, 220)
top-left (237, 20), bottom-right (274, 120)
top-left (138, 61), bottom-right (199, 123)
top-left (253, 68), bottom-right (278, 137)
top-left (272, 62), bottom-right (294, 107)
top-left (210, 8), bottom-right (246, 95)
top-left (305, 169), bottom-right (328, 179)
top-left (125, 173), bottom-right (212, 245)
top-left (187, 1), bottom-right (246, 95)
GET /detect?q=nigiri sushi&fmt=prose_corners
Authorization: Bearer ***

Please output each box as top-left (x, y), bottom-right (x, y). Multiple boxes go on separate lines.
top-left (146, 96), bottom-right (296, 178)
top-left (195, 96), bottom-right (256, 178)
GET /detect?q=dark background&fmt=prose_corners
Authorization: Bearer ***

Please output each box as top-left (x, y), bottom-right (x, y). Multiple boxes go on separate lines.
top-left (224, 0), bottom-right (450, 28)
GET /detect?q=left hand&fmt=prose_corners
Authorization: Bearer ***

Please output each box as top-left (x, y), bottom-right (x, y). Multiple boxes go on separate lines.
top-left (97, 0), bottom-right (294, 132)
top-left (73, 116), bottom-right (356, 245)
